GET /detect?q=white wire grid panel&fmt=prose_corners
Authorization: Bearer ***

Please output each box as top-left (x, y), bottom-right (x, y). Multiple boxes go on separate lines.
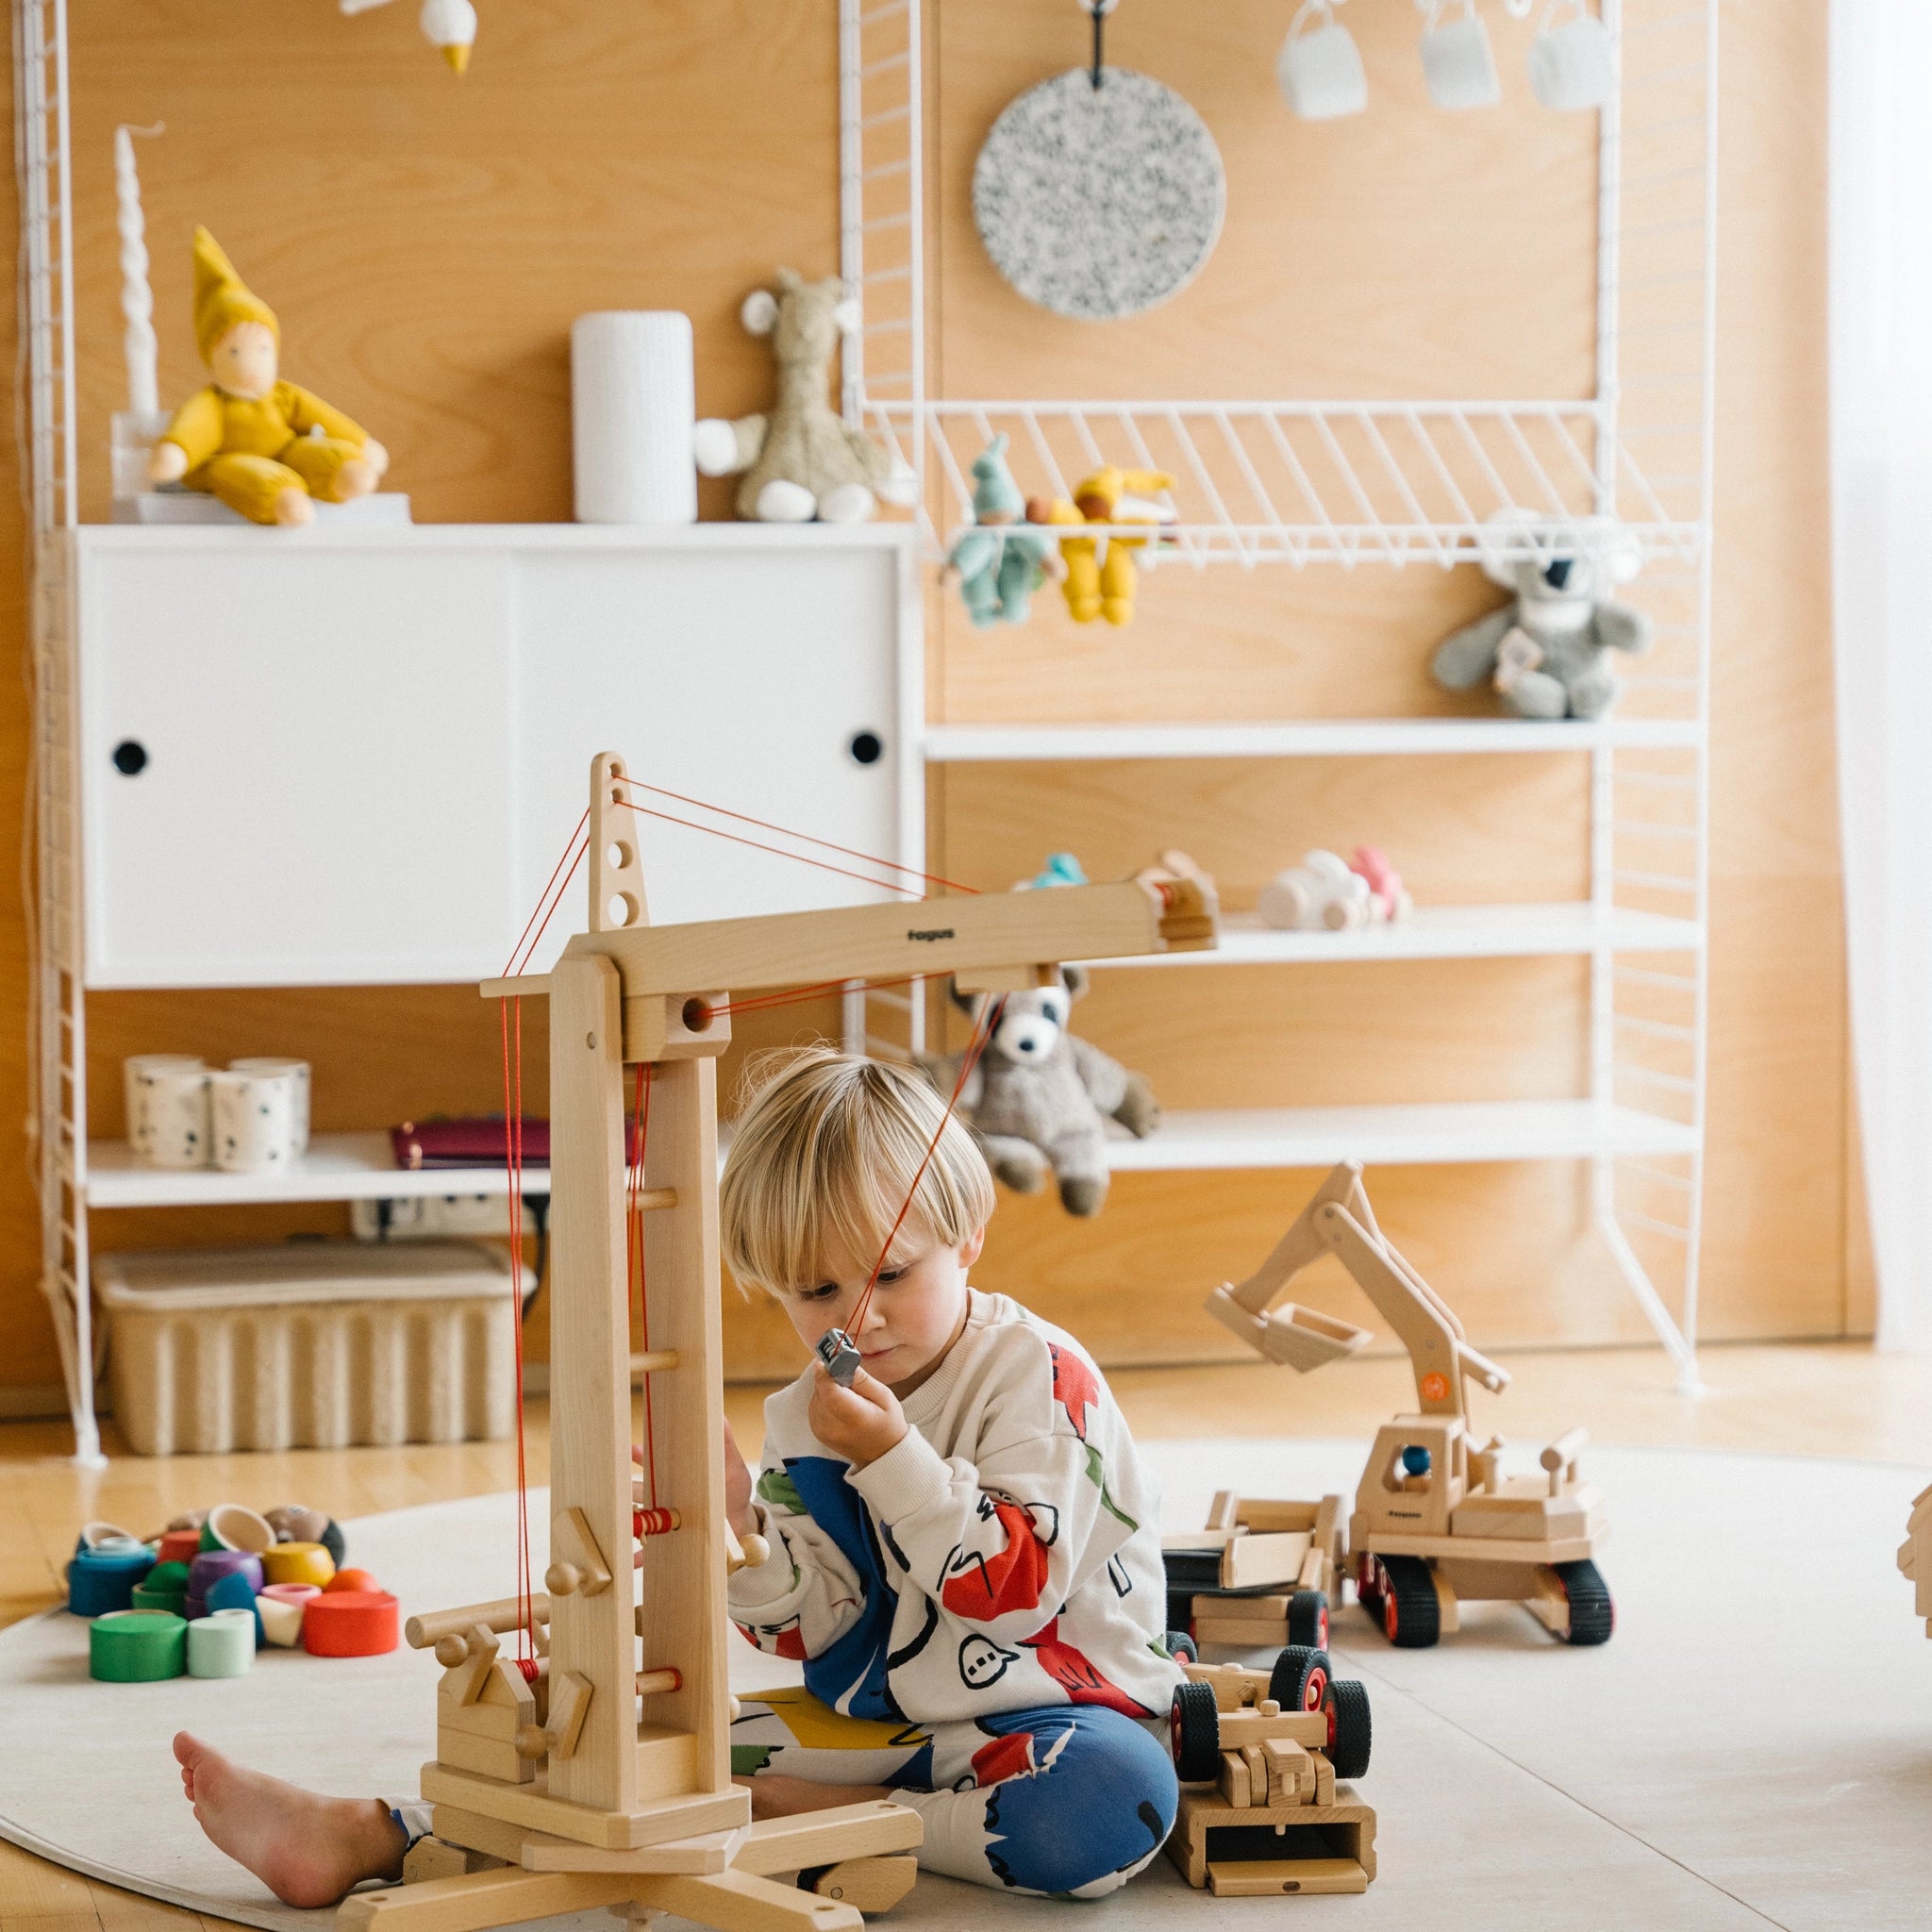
top-left (840, 0), bottom-right (1714, 1385)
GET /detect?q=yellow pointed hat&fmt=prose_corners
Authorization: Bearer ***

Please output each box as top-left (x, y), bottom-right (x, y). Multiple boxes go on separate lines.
top-left (192, 226), bottom-right (277, 362)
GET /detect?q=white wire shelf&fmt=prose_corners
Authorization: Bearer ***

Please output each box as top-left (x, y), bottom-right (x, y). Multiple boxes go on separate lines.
top-left (871, 399), bottom-right (1706, 570)
top-left (923, 718), bottom-right (1701, 760)
top-left (1086, 904), bottom-right (1699, 969)
top-left (1104, 1102), bottom-right (1697, 1173)
top-left (85, 1132), bottom-right (549, 1209)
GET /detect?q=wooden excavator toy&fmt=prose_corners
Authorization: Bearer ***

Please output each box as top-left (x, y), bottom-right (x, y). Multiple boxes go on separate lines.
top-left (1202, 1160), bottom-right (1613, 1650)
top-left (339, 751), bottom-right (1218, 1932)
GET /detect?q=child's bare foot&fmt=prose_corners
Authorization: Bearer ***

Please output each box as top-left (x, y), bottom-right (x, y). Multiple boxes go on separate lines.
top-left (174, 1732), bottom-right (407, 1907)
top-left (735, 1773), bottom-right (891, 1820)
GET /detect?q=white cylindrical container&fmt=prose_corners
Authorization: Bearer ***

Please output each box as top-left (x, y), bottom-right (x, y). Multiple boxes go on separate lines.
top-left (229, 1058), bottom-right (310, 1155)
top-left (571, 311), bottom-right (697, 525)
top-left (209, 1069), bottom-right (297, 1174)
top-left (125, 1055), bottom-right (204, 1161)
top-left (138, 1061), bottom-right (211, 1168)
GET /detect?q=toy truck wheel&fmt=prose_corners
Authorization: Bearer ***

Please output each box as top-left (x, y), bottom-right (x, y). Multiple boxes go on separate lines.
top-left (1171, 1679), bottom-right (1223, 1782)
top-left (1322, 1678), bottom-right (1373, 1781)
top-left (1376, 1555), bottom-right (1441, 1648)
top-left (1287, 1588), bottom-right (1329, 1650)
top-left (1268, 1643), bottom-right (1331, 1712)
top-left (1551, 1559), bottom-right (1614, 1646)
top-left (1165, 1628), bottom-right (1198, 1662)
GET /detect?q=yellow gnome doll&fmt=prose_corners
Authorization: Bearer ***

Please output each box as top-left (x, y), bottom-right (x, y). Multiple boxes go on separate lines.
top-left (147, 227), bottom-right (389, 526)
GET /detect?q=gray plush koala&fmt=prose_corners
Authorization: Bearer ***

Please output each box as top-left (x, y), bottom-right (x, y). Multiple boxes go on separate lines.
top-left (1431, 511), bottom-right (1651, 721)
top-left (918, 967), bottom-right (1158, 1218)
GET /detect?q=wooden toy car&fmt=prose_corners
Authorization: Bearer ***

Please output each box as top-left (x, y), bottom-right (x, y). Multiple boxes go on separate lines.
top-left (1162, 1652), bottom-right (1376, 1896)
top-left (1206, 1160), bottom-right (1614, 1650)
top-left (1162, 1491), bottom-right (1345, 1651)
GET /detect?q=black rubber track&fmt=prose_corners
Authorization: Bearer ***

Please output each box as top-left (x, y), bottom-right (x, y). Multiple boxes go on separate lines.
top-left (1551, 1559), bottom-right (1614, 1645)
top-left (1378, 1555), bottom-right (1441, 1648)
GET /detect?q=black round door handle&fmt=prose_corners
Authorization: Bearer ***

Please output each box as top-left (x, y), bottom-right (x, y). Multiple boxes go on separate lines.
top-left (111, 740), bottom-right (148, 775)
top-left (847, 730), bottom-right (884, 767)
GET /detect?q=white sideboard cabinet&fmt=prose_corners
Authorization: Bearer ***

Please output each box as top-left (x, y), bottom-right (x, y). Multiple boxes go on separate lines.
top-left (75, 524), bottom-right (921, 988)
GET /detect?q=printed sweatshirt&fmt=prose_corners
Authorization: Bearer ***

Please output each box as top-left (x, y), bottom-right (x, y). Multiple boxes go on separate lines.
top-left (727, 1288), bottom-right (1183, 1725)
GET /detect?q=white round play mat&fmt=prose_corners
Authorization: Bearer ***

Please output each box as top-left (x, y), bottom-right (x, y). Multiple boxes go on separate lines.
top-left (3, 1441), bottom-right (1930, 1931)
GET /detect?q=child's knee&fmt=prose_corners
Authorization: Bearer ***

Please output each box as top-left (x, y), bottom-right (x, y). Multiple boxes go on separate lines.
top-left (978, 1707), bottom-right (1177, 1895)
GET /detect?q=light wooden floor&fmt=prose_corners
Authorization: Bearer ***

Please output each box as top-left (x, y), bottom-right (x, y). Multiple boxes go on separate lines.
top-left (5, 1341), bottom-right (1929, 1929)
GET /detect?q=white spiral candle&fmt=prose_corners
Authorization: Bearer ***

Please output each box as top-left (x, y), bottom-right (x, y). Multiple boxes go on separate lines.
top-left (115, 125), bottom-right (158, 417)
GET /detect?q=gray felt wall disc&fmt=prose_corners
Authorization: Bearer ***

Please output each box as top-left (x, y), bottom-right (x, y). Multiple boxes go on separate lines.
top-left (973, 66), bottom-right (1225, 323)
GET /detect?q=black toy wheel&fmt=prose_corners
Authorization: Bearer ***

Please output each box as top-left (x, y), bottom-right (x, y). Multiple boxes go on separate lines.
top-left (1322, 1678), bottom-right (1373, 1782)
top-left (1550, 1559), bottom-right (1614, 1646)
top-left (1170, 1679), bottom-right (1222, 1782)
top-left (1268, 1643), bottom-right (1331, 1712)
top-left (1165, 1628), bottom-right (1198, 1662)
top-left (1287, 1588), bottom-right (1329, 1650)
top-left (1376, 1555), bottom-right (1441, 1648)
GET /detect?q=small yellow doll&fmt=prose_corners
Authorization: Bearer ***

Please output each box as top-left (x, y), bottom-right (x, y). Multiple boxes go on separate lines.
top-left (1025, 465), bottom-right (1174, 625)
top-left (147, 227), bottom-right (389, 527)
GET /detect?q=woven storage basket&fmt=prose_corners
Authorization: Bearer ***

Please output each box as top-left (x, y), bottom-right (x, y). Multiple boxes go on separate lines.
top-left (94, 1241), bottom-right (522, 1456)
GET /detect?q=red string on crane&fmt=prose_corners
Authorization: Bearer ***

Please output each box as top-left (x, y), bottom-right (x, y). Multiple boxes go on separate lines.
top-left (616, 797), bottom-right (934, 901)
top-left (613, 774), bottom-right (977, 897)
top-left (627, 1061), bottom-right (660, 1513)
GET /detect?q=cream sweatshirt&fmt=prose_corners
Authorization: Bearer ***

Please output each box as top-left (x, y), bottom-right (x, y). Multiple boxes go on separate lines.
top-left (727, 1288), bottom-right (1183, 1725)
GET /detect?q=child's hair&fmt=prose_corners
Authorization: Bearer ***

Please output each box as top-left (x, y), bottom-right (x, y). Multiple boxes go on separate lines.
top-left (722, 1045), bottom-right (993, 1294)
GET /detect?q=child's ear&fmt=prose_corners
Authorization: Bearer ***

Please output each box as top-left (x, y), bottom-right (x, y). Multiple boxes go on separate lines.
top-left (959, 1224), bottom-right (987, 1269)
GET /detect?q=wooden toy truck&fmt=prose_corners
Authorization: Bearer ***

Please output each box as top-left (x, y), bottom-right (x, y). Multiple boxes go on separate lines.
top-left (338, 751), bottom-right (1216, 1932)
top-left (1205, 1160), bottom-right (1614, 1649)
top-left (1162, 1491), bottom-right (1346, 1651)
top-left (1164, 1657), bottom-right (1375, 1896)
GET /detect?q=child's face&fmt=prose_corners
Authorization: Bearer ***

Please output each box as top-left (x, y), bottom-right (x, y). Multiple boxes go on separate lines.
top-left (781, 1222), bottom-right (985, 1397)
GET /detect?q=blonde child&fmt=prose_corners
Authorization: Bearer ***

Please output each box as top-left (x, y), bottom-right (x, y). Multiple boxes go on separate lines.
top-left (718, 1047), bottom-right (1180, 1895)
top-left (172, 1046), bottom-right (1180, 1905)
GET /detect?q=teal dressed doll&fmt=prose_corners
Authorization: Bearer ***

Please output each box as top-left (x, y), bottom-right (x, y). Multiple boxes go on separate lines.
top-left (943, 434), bottom-right (1063, 626)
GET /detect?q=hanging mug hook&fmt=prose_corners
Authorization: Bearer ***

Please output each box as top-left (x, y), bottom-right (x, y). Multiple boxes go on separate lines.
top-left (1080, 0), bottom-right (1121, 90)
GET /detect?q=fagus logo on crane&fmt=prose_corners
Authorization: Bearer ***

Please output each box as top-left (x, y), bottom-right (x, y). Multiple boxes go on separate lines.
top-left (907, 927), bottom-right (957, 942)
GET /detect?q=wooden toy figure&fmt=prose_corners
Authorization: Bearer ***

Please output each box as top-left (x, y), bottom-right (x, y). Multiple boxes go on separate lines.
top-left (942, 435), bottom-right (1063, 627)
top-left (1026, 465), bottom-right (1174, 626)
top-left (146, 227), bottom-right (389, 526)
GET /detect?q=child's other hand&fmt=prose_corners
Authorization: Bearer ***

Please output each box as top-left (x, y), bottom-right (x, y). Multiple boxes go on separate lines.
top-left (722, 1424), bottom-right (756, 1540)
top-left (809, 1366), bottom-right (908, 1469)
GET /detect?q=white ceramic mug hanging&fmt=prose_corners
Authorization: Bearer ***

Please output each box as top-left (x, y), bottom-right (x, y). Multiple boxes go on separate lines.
top-left (1418, 0), bottom-right (1501, 110)
top-left (1277, 0), bottom-right (1369, 121)
top-left (209, 1068), bottom-right (297, 1174)
top-left (973, 0), bottom-right (1225, 322)
top-left (1526, 0), bottom-right (1613, 110)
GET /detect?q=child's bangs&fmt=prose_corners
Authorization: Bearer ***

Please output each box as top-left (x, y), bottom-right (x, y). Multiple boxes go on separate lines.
top-left (721, 1048), bottom-right (992, 1293)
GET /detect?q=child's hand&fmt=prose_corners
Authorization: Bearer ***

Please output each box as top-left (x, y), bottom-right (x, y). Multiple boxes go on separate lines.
top-left (808, 1365), bottom-right (908, 1469)
top-left (723, 1422), bottom-right (757, 1539)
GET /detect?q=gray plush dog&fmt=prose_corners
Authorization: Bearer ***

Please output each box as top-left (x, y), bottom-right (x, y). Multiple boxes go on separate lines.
top-left (919, 967), bottom-right (1158, 1218)
top-left (1430, 511), bottom-right (1651, 721)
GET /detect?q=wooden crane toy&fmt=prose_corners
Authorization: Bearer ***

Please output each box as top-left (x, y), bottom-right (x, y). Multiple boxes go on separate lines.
top-left (1198, 1160), bottom-right (1613, 1651)
top-left (340, 751), bottom-right (1217, 1932)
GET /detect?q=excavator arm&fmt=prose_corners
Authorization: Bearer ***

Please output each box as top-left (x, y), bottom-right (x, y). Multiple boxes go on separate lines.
top-left (1205, 1159), bottom-right (1509, 1416)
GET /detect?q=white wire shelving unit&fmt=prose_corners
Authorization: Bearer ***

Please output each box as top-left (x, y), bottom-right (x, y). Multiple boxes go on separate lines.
top-left (839, 0), bottom-right (1715, 1389)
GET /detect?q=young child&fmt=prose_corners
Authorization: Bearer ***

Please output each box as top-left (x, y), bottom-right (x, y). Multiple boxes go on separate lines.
top-left (719, 1046), bottom-right (1180, 1897)
top-left (169, 1045), bottom-right (1181, 1906)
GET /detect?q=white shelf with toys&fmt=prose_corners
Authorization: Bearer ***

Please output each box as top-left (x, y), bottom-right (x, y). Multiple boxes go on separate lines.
top-left (82, 1133), bottom-right (553, 1211)
top-left (1104, 1101), bottom-right (1698, 1173)
top-left (922, 718), bottom-right (1700, 760)
top-left (1083, 902), bottom-right (1699, 969)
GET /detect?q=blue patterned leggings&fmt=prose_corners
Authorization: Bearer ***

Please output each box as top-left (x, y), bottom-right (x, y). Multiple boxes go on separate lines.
top-left (732, 1688), bottom-right (1178, 1897)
